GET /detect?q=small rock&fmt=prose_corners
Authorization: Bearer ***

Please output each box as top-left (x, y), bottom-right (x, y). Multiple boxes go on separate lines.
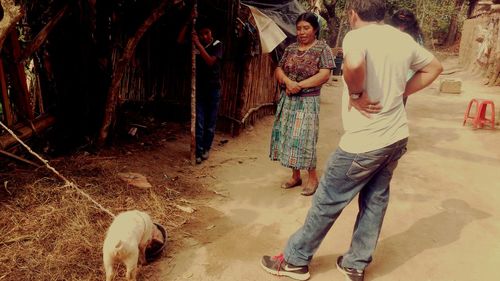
top-left (118, 172), bottom-right (152, 189)
top-left (440, 78), bottom-right (462, 94)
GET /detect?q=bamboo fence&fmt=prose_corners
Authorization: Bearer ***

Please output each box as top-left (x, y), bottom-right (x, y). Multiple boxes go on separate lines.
top-left (0, 0), bottom-right (280, 151)
top-left (115, 0), bottom-right (279, 136)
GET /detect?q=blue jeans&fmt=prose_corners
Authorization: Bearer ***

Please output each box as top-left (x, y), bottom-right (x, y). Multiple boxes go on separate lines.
top-left (284, 138), bottom-right (408, 270)
top-left (196, 87), bottom-right (221, 157)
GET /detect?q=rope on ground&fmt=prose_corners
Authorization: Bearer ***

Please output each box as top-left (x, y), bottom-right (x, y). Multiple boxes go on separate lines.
top-left (0, 121), bottom-right (116, 218)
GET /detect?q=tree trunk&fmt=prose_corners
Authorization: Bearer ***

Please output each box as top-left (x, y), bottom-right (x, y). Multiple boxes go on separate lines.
top-left (467, 0), bottom-right (479, 18)
top-left (97, 0), bottom-right (170, 146)
top-left (6, 31), bottom-right (34, 120)
top-left (0, 0), bottom-right (23, 51)
top-left (320, 0), bottom-right (339, 46)
top-left (20, 4), bottom-right (70, 61)
top-left (445, 0), bottom-right (466, 46)
top-left (0, 58), bottom-right (13, 125)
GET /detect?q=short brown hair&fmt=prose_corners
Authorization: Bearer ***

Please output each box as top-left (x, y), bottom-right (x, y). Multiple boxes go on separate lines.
top-left (346, 0), bottom-right (386, 22)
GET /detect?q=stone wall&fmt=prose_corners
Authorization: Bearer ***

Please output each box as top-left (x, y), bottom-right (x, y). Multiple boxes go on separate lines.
top-left (459, 2), bottom-right (500, 85)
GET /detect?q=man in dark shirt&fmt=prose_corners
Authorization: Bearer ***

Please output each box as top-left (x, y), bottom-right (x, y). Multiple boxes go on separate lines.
top-left (193, 22), bottom-right (224, 164)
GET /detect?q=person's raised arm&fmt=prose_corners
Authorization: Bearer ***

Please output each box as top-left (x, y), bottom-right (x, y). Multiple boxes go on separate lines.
top-left (177, 8), bottom-right (196, 44)
top-left (193, 33), bottom-right (217, 66)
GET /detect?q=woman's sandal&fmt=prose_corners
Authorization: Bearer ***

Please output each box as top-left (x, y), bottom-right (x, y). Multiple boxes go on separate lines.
top-left (281, 178), bottom-right (302, 189)
top-left (301, 183), bottom-right (318, 196)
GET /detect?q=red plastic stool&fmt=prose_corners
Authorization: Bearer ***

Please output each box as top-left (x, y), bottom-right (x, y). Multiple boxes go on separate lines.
top-left (463, 98), bottom-right (495, 129)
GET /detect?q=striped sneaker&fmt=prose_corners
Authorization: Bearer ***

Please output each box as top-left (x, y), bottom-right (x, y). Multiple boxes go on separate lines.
top-left (336, 256), bottom-right (364, 281)
top-left (260, 253), bottom-right (310, 280)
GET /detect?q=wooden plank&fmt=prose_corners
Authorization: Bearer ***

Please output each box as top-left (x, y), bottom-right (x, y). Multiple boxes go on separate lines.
top-left (0, 114), bottom-right (55, 149)
top-left (0, 149), bottom-right (41, 167)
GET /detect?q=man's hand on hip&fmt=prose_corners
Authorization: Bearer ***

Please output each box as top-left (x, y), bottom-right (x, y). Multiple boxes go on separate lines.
top-left (348, 91), bottom-right (382, 118)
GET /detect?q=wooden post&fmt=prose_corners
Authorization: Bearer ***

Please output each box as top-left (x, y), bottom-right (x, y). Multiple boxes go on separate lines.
top-left (0, 58), bottom-right (13, 125)
top-left (190, 1), bottom-right (197, 164)
top-left (97, 0), bottom-right (170, 146)
top-left (9, 30), bottom-right (34, 120)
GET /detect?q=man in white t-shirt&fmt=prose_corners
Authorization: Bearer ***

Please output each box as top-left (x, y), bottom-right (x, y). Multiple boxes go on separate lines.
top-left (260, 0), bottom-right (443, 280)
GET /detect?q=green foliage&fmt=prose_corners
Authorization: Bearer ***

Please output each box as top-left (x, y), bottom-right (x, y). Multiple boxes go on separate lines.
top-left (387, 0), bottom-right (468, 44)
top-left (284, 0), bottom-right (466, 46)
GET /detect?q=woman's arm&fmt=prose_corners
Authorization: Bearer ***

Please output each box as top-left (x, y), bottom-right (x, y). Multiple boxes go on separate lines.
top-left (275, 67), bottom-right (301, 95)
top-left (297, 69), bottom-right (331, 88)
top-left (275, 67), bottom-right (290, 84)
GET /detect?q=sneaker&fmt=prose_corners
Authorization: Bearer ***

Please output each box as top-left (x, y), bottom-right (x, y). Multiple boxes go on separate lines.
top-left (260, 253), bottom-right (310, 280)
top-left (336, 256), bottom-right (364, 281)
top-left (196, 157), bottom-right (202, 164)
top-left (201, 150), bottom-right (209, 160)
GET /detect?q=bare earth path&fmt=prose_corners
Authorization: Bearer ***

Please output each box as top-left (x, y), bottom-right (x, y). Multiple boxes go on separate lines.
top-left (157, 56), bottom-right (500, 281)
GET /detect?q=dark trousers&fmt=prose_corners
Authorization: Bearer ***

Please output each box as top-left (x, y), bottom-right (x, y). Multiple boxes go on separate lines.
top-left (196, 87), bottom-right (221, 157)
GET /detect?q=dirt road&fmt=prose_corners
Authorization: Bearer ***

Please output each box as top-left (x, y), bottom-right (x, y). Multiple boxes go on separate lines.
top-left (156, 56), bottom-right (500, 281)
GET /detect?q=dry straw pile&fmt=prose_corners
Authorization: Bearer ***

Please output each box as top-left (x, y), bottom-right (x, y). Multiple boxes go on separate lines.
top-left (0, 151), bottom-right (194, 281)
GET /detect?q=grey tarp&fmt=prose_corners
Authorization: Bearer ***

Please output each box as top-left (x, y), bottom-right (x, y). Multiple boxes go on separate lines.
top-left (241, 0), bottom-right (306, 59)
top-left (241, 0), bottom-right (305, 38)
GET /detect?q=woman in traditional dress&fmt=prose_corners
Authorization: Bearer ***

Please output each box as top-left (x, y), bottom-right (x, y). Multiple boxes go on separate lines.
top-left (270, 12), bottom-right (335, 196)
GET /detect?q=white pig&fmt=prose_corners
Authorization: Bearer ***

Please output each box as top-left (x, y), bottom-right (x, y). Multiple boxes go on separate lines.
top-left (102, 210), bottom-right (154, 281)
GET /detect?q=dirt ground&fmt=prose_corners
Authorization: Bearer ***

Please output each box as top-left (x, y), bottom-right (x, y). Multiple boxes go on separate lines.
top-left (1, 54), bottom-right (499, 281)
top-left (155, 55), bottom-right (500, 281)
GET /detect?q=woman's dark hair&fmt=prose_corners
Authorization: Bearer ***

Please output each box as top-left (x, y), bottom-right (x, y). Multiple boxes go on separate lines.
top-left (296, 12), bottom-right (320, 38)
top-left (346, 0), bottom-right (386, 22)
top-left (391, 9), bottom-right (423, 42)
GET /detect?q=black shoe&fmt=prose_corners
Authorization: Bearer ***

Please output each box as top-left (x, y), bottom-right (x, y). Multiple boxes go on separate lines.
top-left (260, 253), bottom-right (310, 280)
top-left (336, 256), bottom-right (364, 281)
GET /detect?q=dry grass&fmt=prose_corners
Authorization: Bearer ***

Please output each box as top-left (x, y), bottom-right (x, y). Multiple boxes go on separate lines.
top-left (0, 124), bottom-right (205, 281)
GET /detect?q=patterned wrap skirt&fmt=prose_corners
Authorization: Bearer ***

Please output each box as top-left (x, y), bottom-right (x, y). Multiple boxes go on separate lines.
top-left (269, 91), bottom-right (320, 170)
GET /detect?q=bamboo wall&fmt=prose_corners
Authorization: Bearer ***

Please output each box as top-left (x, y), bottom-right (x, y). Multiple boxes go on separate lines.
top-left (116, 0), bottom-right (279, 135)
top-left (237, 54), bottom-right (278, 124)
top-left (0, 0), bottom-right (279, 147)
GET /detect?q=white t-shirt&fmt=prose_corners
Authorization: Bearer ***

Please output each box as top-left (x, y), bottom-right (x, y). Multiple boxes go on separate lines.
top-left (339, 24), bottom-right (434, 153)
